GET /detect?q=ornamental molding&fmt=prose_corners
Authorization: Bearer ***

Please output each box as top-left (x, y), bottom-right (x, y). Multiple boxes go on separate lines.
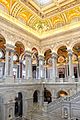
top-left (0, 0), bottom-right (80, 38)
top-left (0, 17), bottom-right (40, 44)
top-left (41, 36), bottom-right (80, 54)
top-left (0, 19), bottom-right (40, 49)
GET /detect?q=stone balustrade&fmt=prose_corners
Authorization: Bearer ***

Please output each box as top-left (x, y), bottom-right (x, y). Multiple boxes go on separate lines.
top-left (0, 77), bottom-right (79, 84)
top-left (46, 91), bottom-right (80, 120)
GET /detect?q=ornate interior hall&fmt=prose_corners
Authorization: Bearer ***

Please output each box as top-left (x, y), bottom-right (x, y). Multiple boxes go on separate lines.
top-left (0, 0), bottom-right (80, 120)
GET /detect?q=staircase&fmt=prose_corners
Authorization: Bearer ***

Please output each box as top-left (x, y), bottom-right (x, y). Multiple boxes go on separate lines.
top-left (68, 91), bottom-right (80, 103)
top-left (29, 100), bottom-right (64, 120)
top-left (27, 92), bottom-right (80, 120)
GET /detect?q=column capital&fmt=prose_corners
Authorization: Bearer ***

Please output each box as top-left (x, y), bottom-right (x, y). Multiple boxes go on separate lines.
top-left (52, 52), bottom-right (58, 59)
top-left (25, 50), bottom-right (32, 58)
top-left (6, 44), bottom-right (15, 51)
top-left (67, 49), bottom-right (73, 56)
top-left (20, 60), bottom-right (23, 63)
top-left (38, 55), bottom-right (44, 61)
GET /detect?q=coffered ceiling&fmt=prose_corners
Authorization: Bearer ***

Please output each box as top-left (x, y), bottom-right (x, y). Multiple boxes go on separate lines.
top-left (0, 0), bottom-right (80, 39)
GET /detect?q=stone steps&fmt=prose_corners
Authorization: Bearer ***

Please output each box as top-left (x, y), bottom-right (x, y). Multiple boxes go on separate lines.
top-left (30, 91), bottom-right (80, 120)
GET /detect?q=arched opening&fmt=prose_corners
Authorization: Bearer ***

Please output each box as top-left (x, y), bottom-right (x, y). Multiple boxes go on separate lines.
top-left (32, 48), bottom-right (38, 79)
top-left (33, 90), bottom-right (40, 103)
top-left (15, 41), bottom-right (25, 56)
top-left (72, 43), bottom-right (80, 79)
top-left (13, 41), bottom-right (25, 79)
top-left (44, 88), bottom-right (52, 104)
top-left (57, 90), bottom-right (68, 98)
top-left (0, 34), bottom-right (6, 78)
top-left (15, 92), bottom-right (23, 117)
top-left (57, 46), bottom-right (68, 79)
top-left (44, 49), bottom-right (52, 79)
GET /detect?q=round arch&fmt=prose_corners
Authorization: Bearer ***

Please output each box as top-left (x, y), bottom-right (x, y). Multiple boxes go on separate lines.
top-left (72, 42), bottom-right (80, 78)
top-left (31, 46), bottom-right (39, 54)
top-left (0, 34), bottom-right (6, 43)
top-left (70, 39), bottom-right (80, 50)
top-left (44, 49), bottom-right (52, 65)
top-left (14, 37), bottom-right (27, 49)
top-left (57, 90), bottom-right (68, 98)
top-left (57, 45), bottom-right (68, 58)
top-left (33, 90), bottom-right (40, 103)
top-left (15, 41), bottom-right (25, 58)
top-left (54, 43), bottom-right (68, 53)
top-left (72, 43), bottom-right (80, 55)
top-left (42, 47), bottom-right (52, 55)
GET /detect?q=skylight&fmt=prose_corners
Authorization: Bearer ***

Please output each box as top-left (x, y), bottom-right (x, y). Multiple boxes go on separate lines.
top-left (35, 0), bottom-right (53, 6)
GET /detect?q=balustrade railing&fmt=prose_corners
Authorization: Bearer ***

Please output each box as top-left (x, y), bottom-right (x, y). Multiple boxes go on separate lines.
top-left (0, 75), bottom-right (79, 84)
top-left (67, 91), bottom-right (80, 102)
top-left (47, 97), bottom-right (63, 112)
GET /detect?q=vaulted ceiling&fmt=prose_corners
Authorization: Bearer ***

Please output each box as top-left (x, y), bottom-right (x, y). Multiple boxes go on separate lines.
top-left (0, 0), bottom-right (80, 39)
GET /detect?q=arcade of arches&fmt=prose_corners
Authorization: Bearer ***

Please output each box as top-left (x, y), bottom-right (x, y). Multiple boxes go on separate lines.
top-left (0, 36), bottom-right (80, 81)
top-left (0, 31), bottom-right (80, 119)
top-left (1, 1), bottom-right (80, 119)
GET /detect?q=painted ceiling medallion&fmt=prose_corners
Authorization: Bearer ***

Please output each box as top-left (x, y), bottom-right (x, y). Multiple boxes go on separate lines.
top-left (58, 56), bottom-right (65, 63)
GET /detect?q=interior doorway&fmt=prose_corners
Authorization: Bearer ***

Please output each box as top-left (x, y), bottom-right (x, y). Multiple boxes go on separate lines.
top-left (33, 90), bottom-right (40, 103)
top-left (15, 92), bottom-right (23, 117)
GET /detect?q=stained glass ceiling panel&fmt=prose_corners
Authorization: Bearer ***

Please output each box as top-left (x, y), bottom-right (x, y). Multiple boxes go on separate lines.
top-left (33, 0), bottom-right (53, 6)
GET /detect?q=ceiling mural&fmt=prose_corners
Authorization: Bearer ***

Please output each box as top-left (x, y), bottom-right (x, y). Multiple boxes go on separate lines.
top-left (0, 0), bottom-right (80, 38)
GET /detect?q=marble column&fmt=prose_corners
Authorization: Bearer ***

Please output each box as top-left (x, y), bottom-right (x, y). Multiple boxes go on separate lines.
top-left (25, 56), bottom-right (28, 79)
top-left (20, 60), bottom-right (23, 79)
top-left (28, 56), bottom-right (32, 79)
top-left (65, 64), bottom-right (67, 80)
top-left (5, 44), bottom-right (14, 78)
top-left (44, 61), bottom-right (47, 80)
top-left (5, 49), bottom-right (9, 77)
top-left (17, 64), bottom-right (20, 78)
top-left (39, 88), bottom-right (43, 106)
top-left (52, 52), bottom-right (57, 82)
top-left (25, 51), bottom-right (32, 80)
top-left (68, 49), bottom-right (74, 82)
top-left (10, 50), bottom-right (14, 76)
top-left (38, 55), bottom-right (44, 79)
